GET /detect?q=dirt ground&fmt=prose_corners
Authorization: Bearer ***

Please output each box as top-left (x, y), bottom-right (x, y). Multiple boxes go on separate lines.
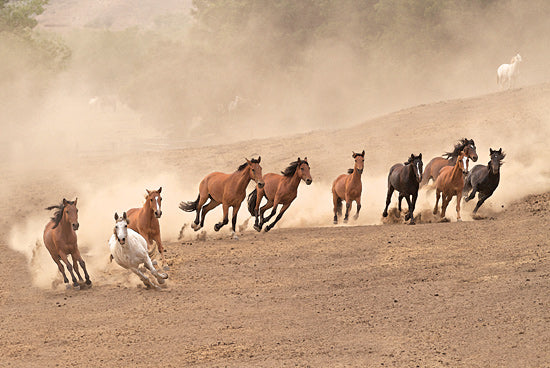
top-left (1, 85), bottom-right (550, 367)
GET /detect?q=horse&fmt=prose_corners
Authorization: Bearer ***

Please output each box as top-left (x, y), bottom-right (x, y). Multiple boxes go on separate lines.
top-left (433, 151), bottom-right (468, 221)
top-left (332, 151), bottom-right (364, 224)
top-left (43, 198), bottom-right (91, 289)
top-left (421, 138), bottom-right (478, 188)
top-left (109, 212), bottom-right (168, 290)
top-left (382, 153), bottom-right (423, 225)
top-left (247, 157), bottom-right (312, 232)
top-left (126, 187), bottom-right (167, 270)
top-left (463, 148), bottom-right (505, 214)
top-left (180, 157), bottom-right (264, 238)
top-left (497, 54), bottom-right (522, 89)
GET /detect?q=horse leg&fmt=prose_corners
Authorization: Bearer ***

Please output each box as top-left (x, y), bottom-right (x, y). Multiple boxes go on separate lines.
top-left (231, 204), bottom-right (241, 239)
top-left (353, 199), bottom-right (361, 221)
top-left (263, 203), bottom-right (278, 224)
top-left (59, 253), bottom-right (80, 289)
top-left (130, 267), bottom-right (159, 290)
top-left (343, 200), bottom-right (351, 223)
top-left (465, 184), bottom-right (478, 202)
top-left (398, 194), bottom-right (404, 212)
top-left (473, 192), bottom-right (491, 214)
top-left (52, 255), bottom-right (70, 286)
top-left (256, 201), bottom-right (274, 231)
top-left (404, 195), bottom-right (413, 223)
top-left (71, 254), bottom-right (84, 282)
top-left (143, 256), bottom-right (168, 284)
top-left (153, 233), bottom-right (169, 271)
top-left (382, 186), bottom-right (394, 217)
top-left (455, 194), bottom-right (462, 222)
top-left (73, 249), bottom-right (92, 286)
top-left (265, 203), bottom-right (291, 232)
top-left (332, 193), bottom-right (342, 224)
top-left (200, 199), bottom-right (220, 228)
top-left (214, 203), bottom-right (230, 231)
top-left (440, 195), bottom-right (450, 218)
top-left (192, 195), bottom-right (209, 231)
top-left (408, 192), bottom-right (418, 224)
top-left (433, 189), bottom-right (441, 215)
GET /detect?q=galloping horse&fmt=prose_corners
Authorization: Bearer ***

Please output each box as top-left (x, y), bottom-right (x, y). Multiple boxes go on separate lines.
top-left (180, 157), bottom-right (264, 237)
top-left (463, 148), bottom-right (505, 214)
top-left (43, 198), bottom-right (91, 289)
top-left (421, 138), bottom-right (478, 188)
top-left (433, 151), bottom-right (468, 221)
top-left (382, 153), bottom-right (423, 225)
top-left (126, 188), bottom-right (167, 269)
top-left (109, 212), bottom-right (168, 290)
top-left (497, 54), bottom-right (522, 89)
top-left (247, 157), bottom-right (312, 232)
top-left (332, 151), bottom-right (364, 224)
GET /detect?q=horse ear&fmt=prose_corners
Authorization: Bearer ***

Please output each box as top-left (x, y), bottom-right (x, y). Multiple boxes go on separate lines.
top-left (246, 158), bottom-right (252, 165)
top-left (362, 150), bottom-right (365, 156)
top-left (352, 151), bottom-right (356, 158)
top-left (498, 148), bottom-right (502, 153)
top-left (490, 148), bottom-right (494, 154)
top-left (257, 156), bottom-right (261, 163)
top-left (114, 212), bottom-right (119, 221)
top-left (74, 198), bottom-right (78, 205)
top-left (123, 212), bottom-right (127, 220)
top-left (63, 198), bottom-right (67, 205)
top-left (158, 187), bottom-right (162, 193)
top-left (304, 157), bottom-right (308, 162)
top-left (419, 153), bottom-right (422, 159)
top-left (146, 189), bottom-right (151, 195)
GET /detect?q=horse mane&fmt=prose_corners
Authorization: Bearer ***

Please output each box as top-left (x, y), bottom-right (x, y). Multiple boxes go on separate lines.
top-left (347, 169), bottom-right (354, 174)
top-left (489, 150), bottom-right (506, 166)
top-left (237, 158), bottom-right (261, 171)
top-left (443, 138), bottom-right (473, 159)
top-left (45, 199), bottom-right (74, 229)
top-left (281, 160), bottom-right (309, 177)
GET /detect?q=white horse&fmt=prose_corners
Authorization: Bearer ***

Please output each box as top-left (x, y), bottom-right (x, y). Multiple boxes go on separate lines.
top-left (497, 54), bottom-right (522, 89)
top-left (109, 212), bottom-right (168, 290)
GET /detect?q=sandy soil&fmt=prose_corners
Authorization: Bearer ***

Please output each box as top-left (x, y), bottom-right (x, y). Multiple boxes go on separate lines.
top-left (1, 85), bottom-right (549, 367)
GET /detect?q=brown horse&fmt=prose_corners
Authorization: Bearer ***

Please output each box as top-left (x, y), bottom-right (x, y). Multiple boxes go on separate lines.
top-left (332, 151), bottom-right (364, 224)
top-left (421, 138), bottom-right (478, 188)
top-left (127, 187), bottom-right (167, 269)
top-left (43, 198), bottom-right (91, 289)
top-left (247, 157), bottom-right (312, 232)
top-left (180, 157), bottom-right (264, 237)
top-left (433, 151), bottom-right (468, 221)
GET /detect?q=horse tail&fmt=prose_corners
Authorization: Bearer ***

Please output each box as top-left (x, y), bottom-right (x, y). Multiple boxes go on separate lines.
top-left (247, 189), bottom-right (257, 216)
top-left (179, 194), bottom-right (199, 212)
top-left (336, 197), bottom-right (343, 216)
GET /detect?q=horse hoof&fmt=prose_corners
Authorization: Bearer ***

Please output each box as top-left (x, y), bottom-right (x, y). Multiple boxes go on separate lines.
top-left (333, 220), bottom-right (338, 225)
top-left (343, 219), bottom-right (348, 224)
top-left (382, 212), bottom-right (388, 218)
top-left (253, 225), bottom-right (261, 232)
top-left (85, 280), bottom-right (92, 286)
top-left (159, 272), bottom-right (168, 279)
top-left (73, 284), bottom-right (81, 290)
top-left (457, 218), bottom-right (462, 222)
top-left (264, 226), bottom-right (271, 233)
top-left (404, 214), bottom-right (410, 221)
top-left (214, 224), bottom-right (221, 232)
top-left (408, 221), bottom-right (416, 225)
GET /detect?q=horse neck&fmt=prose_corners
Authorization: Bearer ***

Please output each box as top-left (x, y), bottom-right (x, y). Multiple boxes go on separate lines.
top-left (350, 166), bottom-right (362, 183)
top-left (140, 201), bottom-right (155, 223)
top-left (233, 167), bottom-right (253, 191)
top-left (286, 168), bottom-right (302, 191)
top-left (450, 159), bottom-right (463, 181)
top-left (58, 215), bottom-right (75, 238)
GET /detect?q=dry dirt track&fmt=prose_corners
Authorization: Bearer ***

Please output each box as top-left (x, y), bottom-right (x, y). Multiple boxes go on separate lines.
top-left (1, 85), bottom-right (550, 367)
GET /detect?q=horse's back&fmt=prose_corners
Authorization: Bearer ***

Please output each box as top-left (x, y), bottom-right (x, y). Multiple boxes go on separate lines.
top-left (332, 174), bottom-right (347, 195)
top-left (201, 171), bottom-right (230, 200)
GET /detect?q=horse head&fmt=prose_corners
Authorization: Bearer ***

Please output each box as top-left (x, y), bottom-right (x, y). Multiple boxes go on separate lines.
top-left (63, 198), bottom-right (79, 231)
top-left (457, 151), bottom-right (468, 175)
top-left (514, 54), bottom-right (522, 63)
top-left (352, 150), bottom-right (365, 174)
top-left (145, 187), bottom-right (163, 218)
top-left (247, 157), bottom-right (265, 189)
top-left (407, 153), bottom-right (423, 183)
top-left (298, 157), bottom-right (313, 185)
top-left (463, 139), bottom-right (478, 162)
top-left (113, 212), bottom-right (129, 245)
top-left (489, 148), bottom-right (505, 174)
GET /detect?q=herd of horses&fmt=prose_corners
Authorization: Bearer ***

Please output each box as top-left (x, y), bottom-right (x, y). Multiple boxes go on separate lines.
top-left (42, 138), bottom-right (505, 290)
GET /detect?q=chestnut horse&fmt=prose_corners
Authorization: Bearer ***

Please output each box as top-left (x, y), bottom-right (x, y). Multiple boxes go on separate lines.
top-left (463, 148), bottom-right (505, 214)
top-left (43, 198), bottom-right (91, 289)
top-left (433, 151), bottom-right (468, 221)
top-left (180, 157), bottom-right (264, 237)
top-left (421, 138), bottom-right (478, 188)
top-left (332, 151), bottom-right (364, 224)
top-left (127, 187), bottom-right (167, 269)
top-left (247, 157), bottom-right (312, 232)
top-left (382, 153), bottom-right (423, 225)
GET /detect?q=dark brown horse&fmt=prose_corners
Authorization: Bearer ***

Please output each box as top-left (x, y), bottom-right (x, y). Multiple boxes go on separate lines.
top-left (43, 198), bottom-right (91, 289)
top-left (433, 151), bottom-right (468, 221)
top-left (248, 157), bottom-right (312, 232)
top-left (463, 148), bottom-right (505, 214)
top-left (382, 154), bottom-right (423, 224)
top-left (127, 188), bottom-right (167, 269)
top-left (421, 138), bottom-right (478, 188)
top-left (180, 158), bottom-right (264, 238)
top-left (332, 151), bottom-right (364, 224)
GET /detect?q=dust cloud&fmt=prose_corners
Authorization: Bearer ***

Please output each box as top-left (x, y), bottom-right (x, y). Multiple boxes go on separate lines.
top-left (3, 1), bottom-right (550, 287)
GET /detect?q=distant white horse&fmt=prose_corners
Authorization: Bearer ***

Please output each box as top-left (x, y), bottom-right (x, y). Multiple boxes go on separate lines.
top-left (497, 54), bottom-right (522, 89)
top-left (109, 212), bottom-right (168, 290)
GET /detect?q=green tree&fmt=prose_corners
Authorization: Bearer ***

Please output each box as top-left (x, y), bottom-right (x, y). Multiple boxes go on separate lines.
top-left (0, 0), bottom-right (47, 32)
